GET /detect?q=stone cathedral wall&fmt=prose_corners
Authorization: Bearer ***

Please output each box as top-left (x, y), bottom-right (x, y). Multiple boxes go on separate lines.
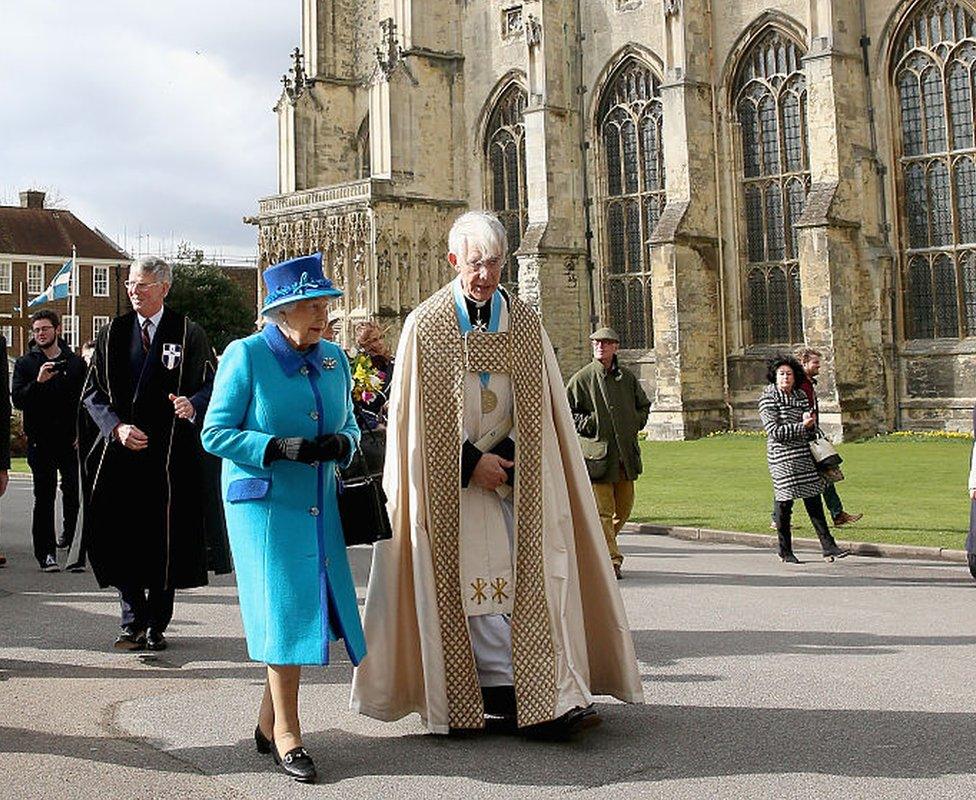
top-left (255, 0), bottom-right (976, 436)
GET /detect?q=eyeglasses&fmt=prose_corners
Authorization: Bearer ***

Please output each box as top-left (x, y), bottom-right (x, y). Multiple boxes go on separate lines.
top-left (465, 256), bottom-right (504, 272)
top-left (124, 280), bottom-right (161, 292)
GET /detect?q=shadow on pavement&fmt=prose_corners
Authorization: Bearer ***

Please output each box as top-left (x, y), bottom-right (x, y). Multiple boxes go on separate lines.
top-left (618, 565), bottom-right (973, 590)
top-left (633, 628), bottom-right (976, 667)
top-left (5, 702), bottom-right (975, 785)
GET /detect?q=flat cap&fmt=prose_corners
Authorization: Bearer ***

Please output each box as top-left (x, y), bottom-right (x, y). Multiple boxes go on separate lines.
top-left (589, 326), bottom-right (620, 342)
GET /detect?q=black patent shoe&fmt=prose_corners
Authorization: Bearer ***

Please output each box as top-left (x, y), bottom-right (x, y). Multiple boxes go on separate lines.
top-left (254, 725), bottom-right (272, 754)
top-left (146, 629), bottom-right (167, 651)
top-left (114, 626), bottom-right (146, 651)
top-left (780, 552), bottom-right (800, 564)
top-left (522, 705), bottom-right (601, 741)
top-left (272, 743), bottom-right (317, 783)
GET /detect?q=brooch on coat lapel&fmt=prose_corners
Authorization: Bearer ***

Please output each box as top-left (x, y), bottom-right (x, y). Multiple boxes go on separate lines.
top-left (161, 343), bottom-right (183, 370)
top-left (321, 357), bottom-right (337, 370)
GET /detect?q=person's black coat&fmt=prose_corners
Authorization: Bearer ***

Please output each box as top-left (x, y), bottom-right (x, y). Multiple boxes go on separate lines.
top-left (0, 334), bottom-right (10, 471)
top-left (82, 308), bottom-right (230, 590)
top-left (11, 338), bottom-right (87, 446)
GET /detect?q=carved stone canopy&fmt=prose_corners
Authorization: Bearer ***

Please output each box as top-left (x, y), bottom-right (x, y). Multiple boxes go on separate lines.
top-left (376, 18), bottom-right (403, 78)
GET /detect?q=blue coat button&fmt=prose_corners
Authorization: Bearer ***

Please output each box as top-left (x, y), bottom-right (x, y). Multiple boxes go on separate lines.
top-left (310, 411), bottom-right (319, 420)
top-left (309, 506), bottom-right (319, 516)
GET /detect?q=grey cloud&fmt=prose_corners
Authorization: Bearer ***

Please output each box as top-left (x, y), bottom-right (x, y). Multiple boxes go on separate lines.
top-left (0, 0), bottom-right (301, 255)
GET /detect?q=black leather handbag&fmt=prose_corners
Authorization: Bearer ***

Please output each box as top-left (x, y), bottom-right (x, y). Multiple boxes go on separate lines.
top-left (337, 438), bottom-right (392, 547)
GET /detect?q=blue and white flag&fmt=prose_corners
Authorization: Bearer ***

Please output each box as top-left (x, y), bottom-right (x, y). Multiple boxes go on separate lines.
top-left (27, 257), bottom-right (73, 307)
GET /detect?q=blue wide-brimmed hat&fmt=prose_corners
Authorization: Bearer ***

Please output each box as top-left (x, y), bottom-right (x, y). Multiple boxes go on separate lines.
top-left (260, 253), bottom-right (342, 314)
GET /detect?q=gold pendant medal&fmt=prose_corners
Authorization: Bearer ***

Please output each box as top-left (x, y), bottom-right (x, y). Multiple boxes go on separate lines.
top-left (481, 386), bottom-right (498, 414)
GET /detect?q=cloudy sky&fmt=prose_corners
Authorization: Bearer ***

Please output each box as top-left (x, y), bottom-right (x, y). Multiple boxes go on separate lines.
top-left (0, 1), bottom-right (300, 258)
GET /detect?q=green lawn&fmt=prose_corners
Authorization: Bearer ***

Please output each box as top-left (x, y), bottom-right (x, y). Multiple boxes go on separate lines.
top-left (632, 434), bottom-right (972, 550)
top-left (5, 437), bottom-right (970, 549)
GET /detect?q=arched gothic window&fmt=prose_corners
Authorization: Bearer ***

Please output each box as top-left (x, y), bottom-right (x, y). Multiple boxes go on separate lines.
top-left (357, 117), bottom-right (370, 180)
top-left (484, 84), bottom-right (528, 287)
top-left (894, 0), bottom-right (976, 339)
top-left (596, 58), bottom-right (664, 350)
top-left (733, 29), bottom-right (809, 345)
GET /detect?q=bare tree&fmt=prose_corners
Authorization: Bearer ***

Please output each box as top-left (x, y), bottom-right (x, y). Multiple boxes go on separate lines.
top-left (0, 184), bottom-right (69, 208)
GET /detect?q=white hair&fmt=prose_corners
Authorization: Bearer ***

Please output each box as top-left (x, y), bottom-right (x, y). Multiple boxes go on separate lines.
top-left (132, 255), bottom-right (172, 284)
top-left (448, 211), bottom-right (508, 263)
top-left (262, 299), bottom-right (299, 325)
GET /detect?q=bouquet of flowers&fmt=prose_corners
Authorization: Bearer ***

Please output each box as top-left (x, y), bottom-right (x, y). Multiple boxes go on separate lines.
top-left (351, 353), bottom-right (387, 406)
top-left (350, 352), bottom-right (392, 434)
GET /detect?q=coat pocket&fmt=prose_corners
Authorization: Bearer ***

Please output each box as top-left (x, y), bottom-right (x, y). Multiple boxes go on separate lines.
top-left (226, 477), bottom-right (271, 503)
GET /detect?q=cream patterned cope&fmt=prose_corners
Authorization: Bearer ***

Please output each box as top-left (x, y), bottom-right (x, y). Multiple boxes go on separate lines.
top-left (414, 285), bottom-right (557, 729)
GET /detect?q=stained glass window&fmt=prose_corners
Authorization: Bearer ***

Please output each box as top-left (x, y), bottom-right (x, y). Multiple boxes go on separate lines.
top-left (733, 29), bottom-right (809, 344)
top-left (484, 84), bottom-right (528, 287)
top-left (597, 58), bottom-right (664, 349)
top-left (895, 0), bottom-right (976, 338)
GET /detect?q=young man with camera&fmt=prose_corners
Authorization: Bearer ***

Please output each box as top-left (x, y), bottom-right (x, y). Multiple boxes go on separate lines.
top-left (12, 309), bottom-right (87, 571)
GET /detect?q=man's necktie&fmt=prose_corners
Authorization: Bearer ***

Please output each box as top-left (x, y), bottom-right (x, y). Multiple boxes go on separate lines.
top-left (141, 319), bottom-right (152, 354)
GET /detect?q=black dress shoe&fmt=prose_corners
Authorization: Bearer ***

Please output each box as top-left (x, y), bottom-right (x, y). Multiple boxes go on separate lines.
top-left (521, 705), bottom-right (601, 741)
top-left (272, 742), bottom-right (317, 783)
top-left (254, 725), bottom-right (273, 754)
top-left (65, 560), bottom-right (87, 573)
top-left (780, 552), bottom-right (801, 564)
top-left (481, 685), bottom-right (517, 717)
top-left (114, 627), bottom-right (146, 651)
top-left (822, 544), bottom-right (850, 561)
top-left (146, 629), bottom-right (167, 651)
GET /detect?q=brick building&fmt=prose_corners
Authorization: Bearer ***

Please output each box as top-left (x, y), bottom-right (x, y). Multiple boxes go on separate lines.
top-left (0, 190), bottom-right (130, 357)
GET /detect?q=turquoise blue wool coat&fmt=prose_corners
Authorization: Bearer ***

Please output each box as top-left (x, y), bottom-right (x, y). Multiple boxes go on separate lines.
top-left (201, 326), bottom-right (365, 666)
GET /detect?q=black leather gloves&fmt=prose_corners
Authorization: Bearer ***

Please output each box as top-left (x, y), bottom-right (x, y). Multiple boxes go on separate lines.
top-left (264, 434), bottom-right (350, 466)
top-left (265, 437), bottom-right (317, 465)
top-left (315, 433), bottom-right (350, 462)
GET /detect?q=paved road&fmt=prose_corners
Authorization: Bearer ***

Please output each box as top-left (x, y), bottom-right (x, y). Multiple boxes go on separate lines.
top-left (2, 478), bottom-right (976, 799)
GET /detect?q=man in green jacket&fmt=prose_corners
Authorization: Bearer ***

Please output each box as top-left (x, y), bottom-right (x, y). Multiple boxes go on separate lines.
top-left (566, 327), bottom-right (651, 579)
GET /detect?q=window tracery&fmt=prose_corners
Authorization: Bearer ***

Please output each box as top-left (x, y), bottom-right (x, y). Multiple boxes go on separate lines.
top-left (733, 29), bottom-right (809, 345)
top-left (894, 0), bottom-right (976, 338)
top-left (597, 58), bottom-right (664, 349)
top-left (484, 84), bottom-right (528, 287)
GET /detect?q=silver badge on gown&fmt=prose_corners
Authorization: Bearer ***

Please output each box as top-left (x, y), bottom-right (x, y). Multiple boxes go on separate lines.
top-left (161, 343), bottom-right (183, 370)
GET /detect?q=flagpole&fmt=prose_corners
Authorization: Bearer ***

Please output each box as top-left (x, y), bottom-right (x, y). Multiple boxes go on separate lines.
top-left (70, 245), bottom-right (77, 349)
top-left (18, 281), bottom-right (25, 356)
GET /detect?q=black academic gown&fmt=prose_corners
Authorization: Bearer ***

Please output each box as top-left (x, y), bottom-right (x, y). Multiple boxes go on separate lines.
top-left (82, 308), bottom-right (230, 590)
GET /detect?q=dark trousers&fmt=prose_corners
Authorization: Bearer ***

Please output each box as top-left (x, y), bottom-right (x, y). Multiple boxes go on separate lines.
top-left (772, 485), bottom-right (844, 524)
top-left (822, 483), bottom-right (844, 519)
top-left (118, 585), bottom-right (175, 633)
top-left (27, 441), bottom-right (80, 564)
top-left (773, 495), bottom-right (839, 556)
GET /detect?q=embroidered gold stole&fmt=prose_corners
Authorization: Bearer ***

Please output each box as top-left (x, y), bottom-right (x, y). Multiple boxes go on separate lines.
top-left (414, 284), bottom-right (557, 728)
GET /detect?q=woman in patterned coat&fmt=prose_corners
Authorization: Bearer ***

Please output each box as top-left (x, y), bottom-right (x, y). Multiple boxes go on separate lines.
top-left (758, 355), bottom-right (848, 563)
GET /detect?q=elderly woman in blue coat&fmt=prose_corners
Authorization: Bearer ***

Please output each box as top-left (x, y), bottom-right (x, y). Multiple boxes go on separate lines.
top-left (202, 253), bottom-right (363, 784)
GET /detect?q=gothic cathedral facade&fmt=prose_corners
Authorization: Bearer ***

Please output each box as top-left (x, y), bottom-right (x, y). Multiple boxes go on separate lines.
top-left (248, 0), bottom-right (976, 439)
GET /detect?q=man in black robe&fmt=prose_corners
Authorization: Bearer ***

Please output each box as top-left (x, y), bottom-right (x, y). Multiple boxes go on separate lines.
top-left (0, 331), bottom-right (10, 567)
top-left (83, 255), bottom-right (229, 651)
